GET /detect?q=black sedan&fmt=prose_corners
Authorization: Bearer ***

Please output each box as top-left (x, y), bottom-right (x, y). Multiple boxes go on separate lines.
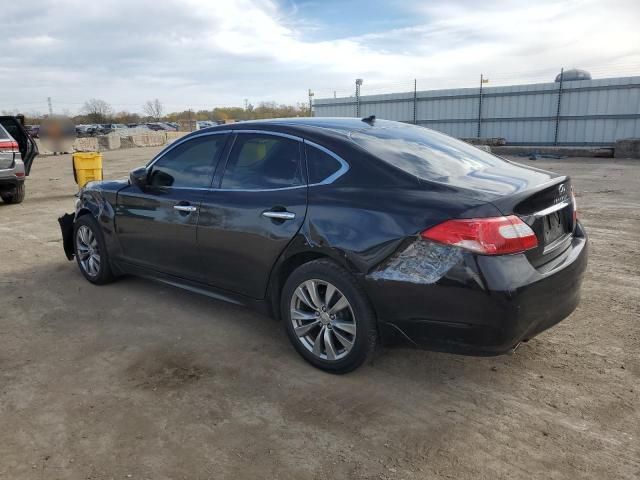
top-left (59, 117), bottom-right (588, 373)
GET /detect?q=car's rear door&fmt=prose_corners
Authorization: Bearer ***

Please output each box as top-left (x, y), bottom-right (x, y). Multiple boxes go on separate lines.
top-left (115, 132), bottom-right (228, 281)
top-left (197, 131), bottom-right (307, 299)
top-left (0, 116), bottom-right (38, 175)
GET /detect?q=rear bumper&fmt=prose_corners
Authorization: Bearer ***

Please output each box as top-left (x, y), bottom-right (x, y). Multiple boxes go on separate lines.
top-left (364, 223), bottom-right (588, 355)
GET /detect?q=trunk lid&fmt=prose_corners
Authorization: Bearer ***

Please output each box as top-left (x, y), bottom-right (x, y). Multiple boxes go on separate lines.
top-left (490, 175), bottom-right (576, 267)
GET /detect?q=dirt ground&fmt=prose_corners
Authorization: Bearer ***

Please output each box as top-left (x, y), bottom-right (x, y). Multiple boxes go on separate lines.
top-left (0, 147), bottom-right (638, 480)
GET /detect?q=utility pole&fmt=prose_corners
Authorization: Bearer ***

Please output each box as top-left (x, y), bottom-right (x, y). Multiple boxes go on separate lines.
top-left (308, 89), bottom-right (314, 117)
top-left (244, 98), bottom-right (248, 111)
top-left (47, 97), bottom-right (53, 117)
top-left (477, 74), bottom-right (488, 138)
top-left (355, 78), bottom-right (363, 117)
top-left (413, 79), bottom-right (417, 125)
top-left (554, 67), bottom-right (564, 145)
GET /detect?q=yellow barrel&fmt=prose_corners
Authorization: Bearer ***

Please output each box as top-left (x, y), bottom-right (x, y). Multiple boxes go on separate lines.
top-left (72, 152), bottom-right (103, 188)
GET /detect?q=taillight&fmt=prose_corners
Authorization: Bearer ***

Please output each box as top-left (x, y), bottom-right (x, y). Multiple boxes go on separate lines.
top-left (571, 186), bottom-right (578, 223)
top-left (0, 140), bottom-right (18, 152)
top-left (421, 215), bottom-right (538, 255)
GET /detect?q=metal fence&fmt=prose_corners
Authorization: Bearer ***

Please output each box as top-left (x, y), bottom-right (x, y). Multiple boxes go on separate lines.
top-left (313, 75), bottom-right (640, 146)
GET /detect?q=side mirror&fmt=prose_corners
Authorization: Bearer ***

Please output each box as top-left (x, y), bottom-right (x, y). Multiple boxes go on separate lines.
top-left (129, 166), bottom-right (149, 189)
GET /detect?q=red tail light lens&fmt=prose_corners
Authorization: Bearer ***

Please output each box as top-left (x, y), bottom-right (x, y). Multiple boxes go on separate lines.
top-left (421, 215), bottom-right (538, 255)
top-left (571, 186), bottom-right (578, 223)
top-left (0, 140), bottom-right (18, 152)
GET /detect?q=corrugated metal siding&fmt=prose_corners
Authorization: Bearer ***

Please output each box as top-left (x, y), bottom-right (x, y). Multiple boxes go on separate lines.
top-left (313, 76), bottom-right (640, 145)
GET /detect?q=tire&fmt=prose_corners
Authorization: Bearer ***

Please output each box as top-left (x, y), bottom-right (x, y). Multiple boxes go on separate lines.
top-left (1, 183), bottom-right (25, 204)
top-left (73, 215), bottom-right (115, 285)
top-left (281, 259), bottom-right (377, 373)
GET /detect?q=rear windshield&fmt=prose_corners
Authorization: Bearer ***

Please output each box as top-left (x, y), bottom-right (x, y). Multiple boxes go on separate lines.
top-left (0, 125), bottom-right (9, 139)
top-left (350, 125), bottom-right (509, 182)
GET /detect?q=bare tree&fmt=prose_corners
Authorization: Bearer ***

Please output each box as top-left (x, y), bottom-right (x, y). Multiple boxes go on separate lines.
top-left (81, 98), bottom-right (113, 123)
top-left (143, 99), bottom-right (164, 121)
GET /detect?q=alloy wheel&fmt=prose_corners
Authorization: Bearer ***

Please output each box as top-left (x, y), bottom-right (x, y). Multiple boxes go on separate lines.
top-left (76, 225), bottom-right (101, 277)
top-left (290, 279), bottom-right (356, 361)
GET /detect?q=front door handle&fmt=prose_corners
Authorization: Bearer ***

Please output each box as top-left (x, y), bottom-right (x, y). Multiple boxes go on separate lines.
top-left (262, 210), bottom-right (296, 220)
top-left (174, 205), bottom-right (197, 213)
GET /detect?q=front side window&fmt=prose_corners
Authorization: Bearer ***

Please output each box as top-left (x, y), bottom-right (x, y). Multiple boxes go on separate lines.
top-left (149, 135), bottom-right (226, 188)
top-left (221, 134), bottom-right (303, 190)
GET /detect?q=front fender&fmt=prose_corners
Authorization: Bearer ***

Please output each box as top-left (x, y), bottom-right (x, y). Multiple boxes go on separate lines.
top-left (58, 184), bottom-right (121, 261)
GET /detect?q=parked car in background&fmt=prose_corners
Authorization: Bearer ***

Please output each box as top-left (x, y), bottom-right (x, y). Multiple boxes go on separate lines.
top-left (0, 117), bottom-right (38, 204)
top-left (76, 124), bottom-right (102, 137)
top-left (145, 122), bottom-right (176, 131)
top-left (26, 125), bottom-right (40, 138)
top-left (197, 120), bottom-right (216, 130)
top-left (98, 124), bottom-right (122, 134)
top-left (59, 118), bottom-right (587, 373)
top-left (145, 123), bottom-right (166, 131)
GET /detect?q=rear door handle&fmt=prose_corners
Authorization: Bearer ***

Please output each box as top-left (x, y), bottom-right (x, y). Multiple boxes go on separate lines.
top-left (174, 205), bottom-right (197, 213)
top-left (262, 211), bottom-right (296, 220)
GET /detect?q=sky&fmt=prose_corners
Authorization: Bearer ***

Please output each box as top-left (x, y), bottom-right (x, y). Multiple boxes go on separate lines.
top-left (1, 0), bottom-right (639, 115)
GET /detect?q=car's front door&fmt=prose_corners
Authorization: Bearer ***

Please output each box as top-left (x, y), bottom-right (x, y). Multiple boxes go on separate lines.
top-left (115, 133), bottom-right (228, 281)
top-left (197, 132), bottom-right (307, 299)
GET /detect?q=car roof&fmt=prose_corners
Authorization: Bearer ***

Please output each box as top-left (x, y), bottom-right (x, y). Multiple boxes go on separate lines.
top-left (200, 117), bottom-right (407, 136)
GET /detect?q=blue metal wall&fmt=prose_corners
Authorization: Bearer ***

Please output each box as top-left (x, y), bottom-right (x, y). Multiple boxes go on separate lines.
top-left (313, 76), bottom-right (640, 146)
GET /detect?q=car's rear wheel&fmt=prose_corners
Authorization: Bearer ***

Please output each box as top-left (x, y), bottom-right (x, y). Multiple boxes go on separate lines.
top-left (1, 183), bottom-right (25, 204)
top-left (281, 259), bottom-right (377, 373)
top-left (73, 215), bottom-right (114, 285)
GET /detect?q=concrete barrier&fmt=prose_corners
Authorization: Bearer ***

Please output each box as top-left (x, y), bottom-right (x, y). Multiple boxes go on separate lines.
top-left (462, 137), bottom-right (506, 146)
top-left (97, 134), bottom-right (121, 150)
top-left (491, 146), bottom-right (613, 158)
top-left (614, 138), bottom-right (640, 159)
top-left (73, 137), bottom-right (99, 152)
top-left (166, 131), bottom-right (189, 143)
top-left (120, 132), bottom-right (167, 148)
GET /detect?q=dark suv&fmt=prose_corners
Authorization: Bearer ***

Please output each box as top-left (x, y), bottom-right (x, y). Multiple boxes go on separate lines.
top-left (0, 116), bottom-right (38, 204)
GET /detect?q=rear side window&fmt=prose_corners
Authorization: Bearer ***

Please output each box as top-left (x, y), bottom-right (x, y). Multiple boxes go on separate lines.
top-left (221, 134), bottom-right (303, 190)
top-left (149, 135), bottom-right (226, 188)
top-left (0, 120), bottom-right (20, 142)
top-left (306, 144), bottom-right (343, 184)
top-left (0, 125), bottom-right (10, 139)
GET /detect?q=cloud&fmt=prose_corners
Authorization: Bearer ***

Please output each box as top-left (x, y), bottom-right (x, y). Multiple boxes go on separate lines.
top-left (0, 0), bottom-right (638, 115)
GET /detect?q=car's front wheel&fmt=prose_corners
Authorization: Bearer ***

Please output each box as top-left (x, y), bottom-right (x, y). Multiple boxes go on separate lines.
top-left (73, 215), bottom-right (114, 285)
top-left (281, 259), bottom-right (377, 373)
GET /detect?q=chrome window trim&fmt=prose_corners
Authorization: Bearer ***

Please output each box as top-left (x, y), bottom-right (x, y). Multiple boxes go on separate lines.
top-left (303, 140), bottom-right (350, 186)
top-left (144, 128), bottom-right (350, 192)
top-left (232, 129), bottom-right (304, 142)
